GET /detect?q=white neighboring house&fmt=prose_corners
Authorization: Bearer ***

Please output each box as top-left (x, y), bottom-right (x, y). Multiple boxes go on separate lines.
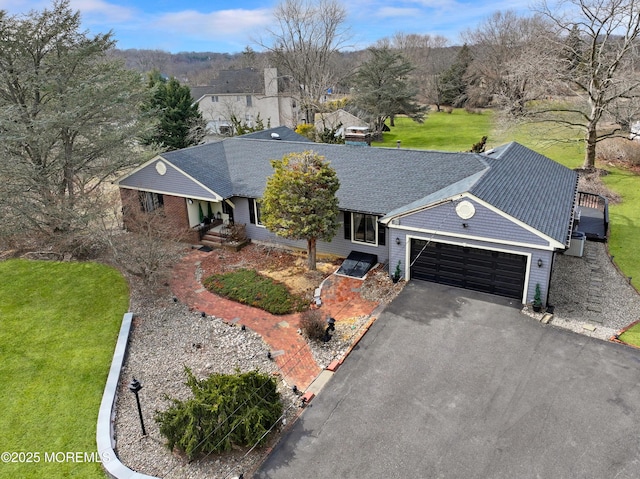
top-left (191, 68), bottom-right (300, 140)
top-left (315, 109), bottom-right (368, 138)
top-left (630, 121), bottom-right (640, 141)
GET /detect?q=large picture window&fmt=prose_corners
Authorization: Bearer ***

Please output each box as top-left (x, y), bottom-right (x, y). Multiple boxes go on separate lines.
top-left (353, 213), bottom-right (377, 245)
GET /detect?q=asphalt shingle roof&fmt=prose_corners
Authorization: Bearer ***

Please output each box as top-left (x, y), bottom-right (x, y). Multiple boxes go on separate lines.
top-left (155, 129), bottom-right (577, 245)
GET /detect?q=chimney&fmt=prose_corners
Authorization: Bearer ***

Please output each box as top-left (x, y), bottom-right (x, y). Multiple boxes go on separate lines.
top-left (264, 68), bottom-right (278, 97)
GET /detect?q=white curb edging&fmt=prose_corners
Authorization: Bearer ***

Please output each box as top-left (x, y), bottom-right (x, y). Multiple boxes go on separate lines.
top-left (96, 312), bottom-right (159, 479)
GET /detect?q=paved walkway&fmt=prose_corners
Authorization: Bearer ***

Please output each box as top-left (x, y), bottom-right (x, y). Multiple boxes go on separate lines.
top-left (170, 250), bottom-right (380, 390)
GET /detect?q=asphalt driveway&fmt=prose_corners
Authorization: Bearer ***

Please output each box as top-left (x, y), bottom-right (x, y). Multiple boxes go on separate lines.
top-left (255, 282), bottom-right (640, 479)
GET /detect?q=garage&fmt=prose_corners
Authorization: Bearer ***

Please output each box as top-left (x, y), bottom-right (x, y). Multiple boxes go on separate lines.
top-left (409, 239), bottom-right (527, 300)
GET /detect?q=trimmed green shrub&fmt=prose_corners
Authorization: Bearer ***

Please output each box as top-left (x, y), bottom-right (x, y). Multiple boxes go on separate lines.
top-left (155, 368), bottom-right (283, 459)
top-left (203, 268), bottom-right (308, 314)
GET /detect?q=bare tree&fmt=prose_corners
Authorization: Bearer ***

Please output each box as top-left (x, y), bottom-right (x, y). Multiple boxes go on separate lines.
top-left (376, 33), bottom-right (450, 107)
top-left (534, 0), bottom-right (640, 170)
top-left (256, 0), bottom-right (351, 124)
top-left (463, 11), bottom-right (556, 112)
top-left (100, 191), bottom-right (185, 288)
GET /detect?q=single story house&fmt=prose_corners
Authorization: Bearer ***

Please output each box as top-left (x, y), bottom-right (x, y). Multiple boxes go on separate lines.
top-left (117, 126), bottom-right (578, 306)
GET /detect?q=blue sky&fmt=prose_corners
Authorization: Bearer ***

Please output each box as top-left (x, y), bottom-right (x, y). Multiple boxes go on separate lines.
top-left (0, 0), bottom-right (534, 53)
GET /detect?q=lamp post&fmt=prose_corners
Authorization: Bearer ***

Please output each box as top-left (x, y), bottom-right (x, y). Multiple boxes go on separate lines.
top-left (129, 378), bottom-right (147, 436)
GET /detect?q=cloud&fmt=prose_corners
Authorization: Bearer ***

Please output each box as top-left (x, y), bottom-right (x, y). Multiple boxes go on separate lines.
top-left (73, 0), bottom-right (135, 23)
top-left (148, 8), bottom-right (272, 39)
top-left (375, 7), bottom-right (423, 19)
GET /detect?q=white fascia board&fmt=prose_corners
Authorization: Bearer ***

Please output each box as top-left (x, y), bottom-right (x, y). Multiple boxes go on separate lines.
top-left (117, 157), bottom-right (223, 202)
top-left (380, 195), bottom-right (463, 225)
top-left (384, 192), bottom-right (565, 251)
top-left (462, 193), bottom-right (566, 250)
top-left (392, 224), bottom-right (557, 252)
top-left (114, 154), bottom-right (164, 185)
top-left (165, 161), bottom-right (223, 201)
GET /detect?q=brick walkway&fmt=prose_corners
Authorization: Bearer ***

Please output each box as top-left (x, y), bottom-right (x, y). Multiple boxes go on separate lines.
top-left (170, 250), bottom-right (380, 390)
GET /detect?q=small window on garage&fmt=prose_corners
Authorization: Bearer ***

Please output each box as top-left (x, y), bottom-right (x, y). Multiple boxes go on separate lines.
top-left (246, 95), bottom-right (253, 107)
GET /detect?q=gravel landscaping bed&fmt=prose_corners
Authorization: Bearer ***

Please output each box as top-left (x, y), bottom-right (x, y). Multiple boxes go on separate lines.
top-left (546, 241), bottom-right (640, 340)
top-left (113, 240), bottom-right (640, 478)
top-left (113, 253), bottom-right (400, 479)
top-left (114, 292), bottom-right (301, 479)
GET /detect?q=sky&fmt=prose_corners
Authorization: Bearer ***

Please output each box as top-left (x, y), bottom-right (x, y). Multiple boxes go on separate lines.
top-left (0, 0), bottom-right (535, 53)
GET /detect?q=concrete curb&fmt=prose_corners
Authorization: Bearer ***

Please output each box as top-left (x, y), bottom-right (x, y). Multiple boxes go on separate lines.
top-left (96, 312), bottom-right (159, 479)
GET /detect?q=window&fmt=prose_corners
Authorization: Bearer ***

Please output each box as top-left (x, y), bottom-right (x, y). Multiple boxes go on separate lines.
top-left (249, 199), bottom-right (263, 226)
top-left (246, 95), bottom-right (253, 107)
top-left (344, 212), bottom-right (385, 246)
top-left (211, 95), bottom-right (219, 102)
top-left (353, 213), bottom-right (376, 244)
top-left (138, 191), bottom-right (163, 213)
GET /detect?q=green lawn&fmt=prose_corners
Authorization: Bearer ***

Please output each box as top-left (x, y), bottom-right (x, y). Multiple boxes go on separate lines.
top-left (619, 322), bottom-right (640, 347)
top-left (0, 259), bottom-right (128, 479)
top-left (378, 109), bottom-right (494, 151)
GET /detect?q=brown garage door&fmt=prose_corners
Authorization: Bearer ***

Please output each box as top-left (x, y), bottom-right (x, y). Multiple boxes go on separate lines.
top-left (410, 239), bottom-right (527, 300)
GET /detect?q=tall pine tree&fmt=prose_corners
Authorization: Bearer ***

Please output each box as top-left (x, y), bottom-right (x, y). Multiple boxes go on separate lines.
top-left (143, 71), bottom-right (205, 150)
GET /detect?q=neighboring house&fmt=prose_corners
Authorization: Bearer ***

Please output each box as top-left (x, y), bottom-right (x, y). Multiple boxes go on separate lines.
top-left (314, 109), bottom-right (368, 138)
top-left (117, 126), bottom-right (579, 307)
top-left (191, 68), bottom-right (300, 139)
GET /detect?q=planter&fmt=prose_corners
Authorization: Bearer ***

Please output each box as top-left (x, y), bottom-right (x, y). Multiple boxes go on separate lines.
top-left (532, 304), bottom-right (542, 313)
top-left (392, 275), bottom-right (400, 284)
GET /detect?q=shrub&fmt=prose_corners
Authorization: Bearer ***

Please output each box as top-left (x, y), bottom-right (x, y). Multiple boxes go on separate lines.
top-left (299, 309), bottom-right (326, 341)
top-left (597, 137), bottom-right (640, 166)
top-left (155, 368), bottom-right (283, 459)
top-left (203, 269), bottom-right (308, 314)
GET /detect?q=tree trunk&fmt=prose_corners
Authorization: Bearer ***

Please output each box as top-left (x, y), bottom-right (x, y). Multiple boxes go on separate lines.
top-left (583, 121), bottom-right (598, 171)
top-left (307, 237), bottom-right (317, 271)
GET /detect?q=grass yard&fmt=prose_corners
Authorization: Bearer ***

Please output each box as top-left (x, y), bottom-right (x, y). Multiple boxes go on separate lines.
top-left (378, 109), bottom-right (494, 151)
top-left (0, 259), bottom-right (129, 479)
top-left (602, 168), bottom-right (640, 291)
top-left (618, 322), bottom-right (640, 347)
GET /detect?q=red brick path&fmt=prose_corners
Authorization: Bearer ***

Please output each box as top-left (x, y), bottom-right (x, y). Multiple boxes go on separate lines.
top-left (170, 250), bottom-right (380, 390)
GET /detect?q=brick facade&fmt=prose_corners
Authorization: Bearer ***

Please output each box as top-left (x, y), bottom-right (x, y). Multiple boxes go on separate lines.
top-left (120, 189), bottom-right (197, 242)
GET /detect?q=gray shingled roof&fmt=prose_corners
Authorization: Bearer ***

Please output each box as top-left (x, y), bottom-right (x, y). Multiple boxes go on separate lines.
top-left (473, 142), bottom-right (578, 244)
top-left (239, 126), bottom-right (313, 142)
top-left (190, 68), bottom-right (264, 100)
top-left (154, 129), bottom-right (577, 245)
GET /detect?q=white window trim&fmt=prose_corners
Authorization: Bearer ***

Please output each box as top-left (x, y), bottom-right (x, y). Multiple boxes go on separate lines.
top-left (351, 212), bottom-right (378, 246)
top-left (253, 199), bottom-right (265, 228)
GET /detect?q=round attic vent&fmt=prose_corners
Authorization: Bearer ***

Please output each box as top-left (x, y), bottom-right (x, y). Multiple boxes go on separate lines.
top-left (271, 132), bottom-right (281, 139)
top-left (155, 161), bottom-right (167, 175)
top-left (455, 200), bottom-right (475, 219)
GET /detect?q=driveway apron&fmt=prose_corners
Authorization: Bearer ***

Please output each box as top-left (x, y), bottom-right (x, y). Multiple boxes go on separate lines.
top-left (255, 282), bottom-right (640, 479)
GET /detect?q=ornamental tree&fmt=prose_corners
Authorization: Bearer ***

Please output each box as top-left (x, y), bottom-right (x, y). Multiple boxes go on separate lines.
top-left (261, 151), bottom-right (340, 270)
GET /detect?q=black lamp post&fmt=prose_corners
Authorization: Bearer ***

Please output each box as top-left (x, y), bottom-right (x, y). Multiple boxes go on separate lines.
top-left (129, 378), bottom-right (147, 436)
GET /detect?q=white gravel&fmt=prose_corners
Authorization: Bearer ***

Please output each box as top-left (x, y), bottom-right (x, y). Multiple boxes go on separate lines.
top-left (544, 241), bottom-right (640, 340)
top-left (113, 240), bottom-right (640, 479)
